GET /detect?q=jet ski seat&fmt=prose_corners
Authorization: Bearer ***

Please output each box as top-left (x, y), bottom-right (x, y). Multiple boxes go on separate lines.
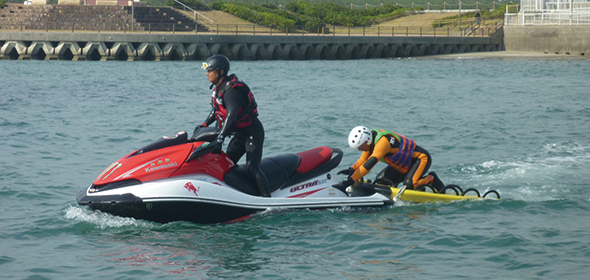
top-left (224, 147), bottom-right (342, 196)
top-left (224, 153), bottom-right (301, 196)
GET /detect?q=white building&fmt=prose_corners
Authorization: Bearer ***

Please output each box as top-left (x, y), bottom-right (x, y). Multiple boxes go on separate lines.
top-left (505, 0), bottom-right (590, 25)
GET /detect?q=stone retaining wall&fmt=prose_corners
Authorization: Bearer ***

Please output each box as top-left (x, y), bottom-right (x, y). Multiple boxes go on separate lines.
top-left (0, 5), bottom-right (136, 31)
top-left (0, 4), bottom-right (204, 32)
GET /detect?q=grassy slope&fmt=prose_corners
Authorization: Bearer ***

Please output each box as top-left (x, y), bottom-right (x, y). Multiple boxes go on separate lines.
top-left (196, 10), bottom-right (267, 26)
top-left (377, 12), bottom-right (460, 27)
top-left (190, 10), bottom-right (460, 28)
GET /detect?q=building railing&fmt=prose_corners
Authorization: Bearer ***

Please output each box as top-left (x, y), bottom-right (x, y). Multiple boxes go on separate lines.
top-left (505, 11), bottom-right (590, 25)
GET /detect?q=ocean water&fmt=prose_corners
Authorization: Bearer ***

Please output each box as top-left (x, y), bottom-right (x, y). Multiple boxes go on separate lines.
top-left (1, 56), bottom-right (590, 279)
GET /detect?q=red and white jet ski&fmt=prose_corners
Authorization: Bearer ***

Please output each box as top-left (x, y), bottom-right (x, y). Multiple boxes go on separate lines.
top-left (76, 128), bottom-right (393, 224)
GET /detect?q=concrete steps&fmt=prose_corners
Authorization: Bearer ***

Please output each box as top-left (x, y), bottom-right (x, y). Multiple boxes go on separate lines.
top-left (125, 6), bottom-right (201, 32)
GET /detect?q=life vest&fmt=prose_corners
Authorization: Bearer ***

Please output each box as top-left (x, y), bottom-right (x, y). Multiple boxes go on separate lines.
top-left (372, 129), bottom-right (416, 173)
top-left (211, 74), bottom-right (258, 128)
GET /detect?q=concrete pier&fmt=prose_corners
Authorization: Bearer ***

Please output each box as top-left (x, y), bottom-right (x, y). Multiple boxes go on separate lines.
top-left (0, 31), bottom-right (503, 61)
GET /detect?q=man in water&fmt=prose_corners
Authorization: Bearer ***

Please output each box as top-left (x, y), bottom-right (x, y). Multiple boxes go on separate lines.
top-left (335, 126), bottom-right (444, 192)
top-left (193, 54), bottom-right (270, 197)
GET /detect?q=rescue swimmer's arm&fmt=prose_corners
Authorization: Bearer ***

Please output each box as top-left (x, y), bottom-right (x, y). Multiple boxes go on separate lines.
top-left (218, 89), bottom-right (247, 138)
top-left (351, 151), bottom-right (370, 170)
top-left (350, 137), bottom-right (391, 181)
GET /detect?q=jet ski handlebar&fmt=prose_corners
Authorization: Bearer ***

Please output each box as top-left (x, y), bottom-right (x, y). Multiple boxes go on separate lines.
top-left (189, 126), bottom-right (220, 142)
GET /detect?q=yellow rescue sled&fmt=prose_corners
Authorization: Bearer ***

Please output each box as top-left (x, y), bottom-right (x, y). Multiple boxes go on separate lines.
top-left (357, 183), bottom-right (500, 203)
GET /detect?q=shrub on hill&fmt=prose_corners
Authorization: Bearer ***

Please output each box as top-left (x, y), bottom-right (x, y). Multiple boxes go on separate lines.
top-left (485, 5), bottom-right (516, 20)
top-left (0, 0), bottom-right (5, 8)
top-left (285, 1), bottom-right (413, 26)
top-left (212, 1), bottom-right (328, 32)
top-left (211, 0), bottom-right (420, 30)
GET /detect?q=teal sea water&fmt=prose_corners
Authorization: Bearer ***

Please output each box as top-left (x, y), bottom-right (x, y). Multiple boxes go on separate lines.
top-left (1, 57), bottom-right (590, 279)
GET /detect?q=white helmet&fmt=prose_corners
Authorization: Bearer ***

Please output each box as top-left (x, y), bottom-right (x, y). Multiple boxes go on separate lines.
top-left (348, 126), bottom-right (372, 149)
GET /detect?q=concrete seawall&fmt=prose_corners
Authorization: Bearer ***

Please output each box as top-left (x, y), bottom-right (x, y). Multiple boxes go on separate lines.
top-left (0, 31), bottom-right (503, 61)
top-left (504, 26), bottom-right (590, 55)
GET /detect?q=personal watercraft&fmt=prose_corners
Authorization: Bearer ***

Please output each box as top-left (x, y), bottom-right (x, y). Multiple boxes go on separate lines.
top-left (77, 128), bottom-right (396, 224)
top-left (77, 128), bottom-right (499, 224)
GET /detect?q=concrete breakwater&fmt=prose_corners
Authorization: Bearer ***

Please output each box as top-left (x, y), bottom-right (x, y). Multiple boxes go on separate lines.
top-left (0, 31), bottom-right (503, 61)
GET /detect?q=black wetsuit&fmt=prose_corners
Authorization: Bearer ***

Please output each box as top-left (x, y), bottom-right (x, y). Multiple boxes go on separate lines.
top-left (201, 75), bottom-right (270, 197)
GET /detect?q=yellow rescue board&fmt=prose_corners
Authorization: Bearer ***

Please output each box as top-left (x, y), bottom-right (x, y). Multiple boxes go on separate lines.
top-left (388, 187), bottom-right (489, 203)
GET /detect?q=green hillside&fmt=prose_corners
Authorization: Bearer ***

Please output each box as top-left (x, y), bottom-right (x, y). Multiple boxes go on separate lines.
top-left (1, 0), bottom-right (506, 30)
top-left (196, 0), bottom-right (499, 10)
top-left (190, 0), bottom-right (507, 30)
top-left (1, 0), bottom-right (500, 10)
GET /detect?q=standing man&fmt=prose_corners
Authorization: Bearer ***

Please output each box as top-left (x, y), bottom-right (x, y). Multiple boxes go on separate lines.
top-left (475, 10), bottom-right (481, 26)
top-left (193, 54), bottom-right (270, 197)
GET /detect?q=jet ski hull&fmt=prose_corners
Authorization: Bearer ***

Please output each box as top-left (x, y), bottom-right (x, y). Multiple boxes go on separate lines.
top-left (77, 175), bottom-right (393, 224)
